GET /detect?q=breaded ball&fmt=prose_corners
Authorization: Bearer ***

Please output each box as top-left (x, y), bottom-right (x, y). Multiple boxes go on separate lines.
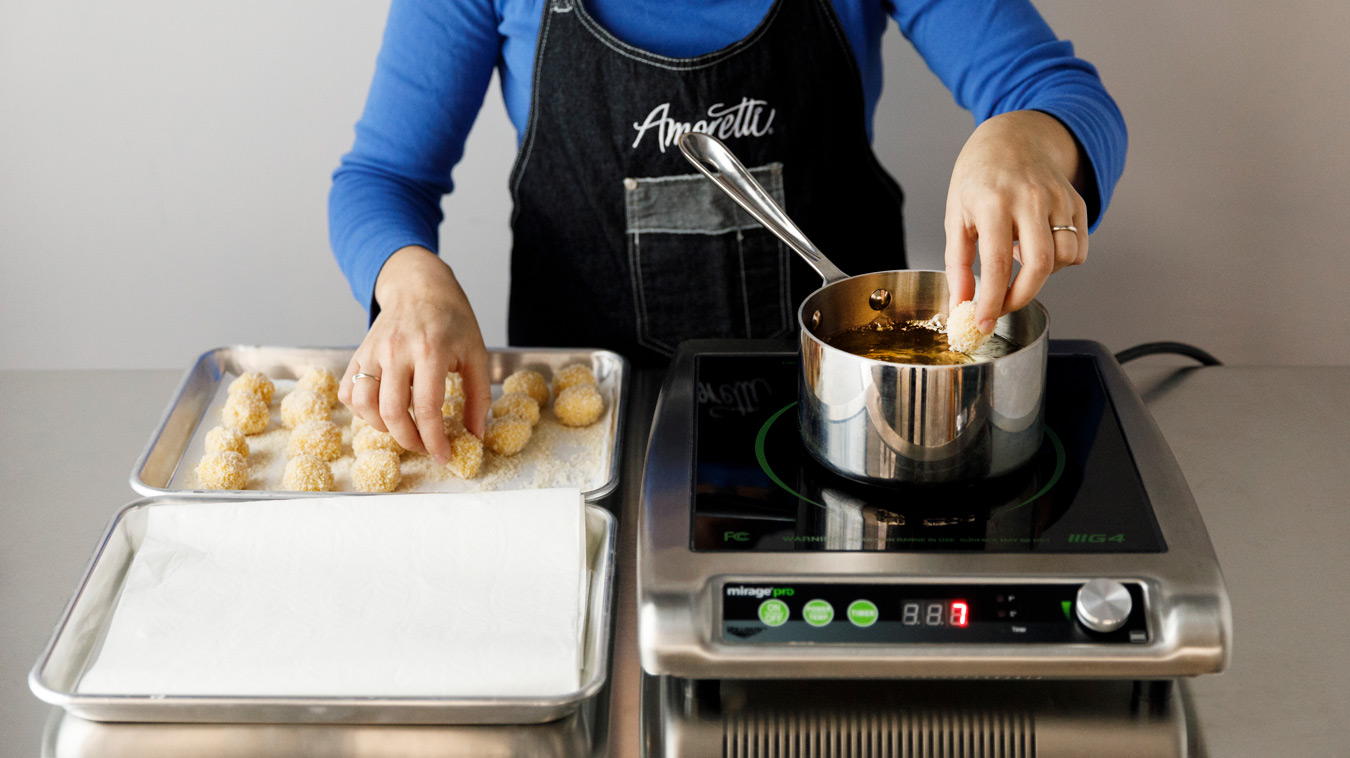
top-left (445, 371), bottom-right (464, 399)
top-left (446, 428), bottom-right (484, 479)
top-left (205, 425), bottom-right (248, 457)
top-left (196, 450), bottom-right (248, 490)
top-left (353, 425), bottom-right (405, 455)
top-left (442, 393), bottom-right (465, 420)
top-left (282, 454), bottom-right (333, 492)
top-left (351, 414), bottom-right (371, 434)
top-left (491, 391), bottom-right (540, 426)
top-left (228, 372), bottom-right (275, 405)
top-left (286, 420), bottom-right (342, 461)
top-left (222, 393), bottom-right (269, 435)
top-left (503, 369), bottom-right (550, 408)
top-left (351, 449), bottom-right (402, 493)
top-left (281, 389), bottom-right (329, 429)
top-left (554, 384), bottom-right (604, 427)
top-left (297, 367), bottom-right (339, 408)
top-left (945, 300), bottom-right (991, 354)
top-left (551, 363), bottom-right (597, 396)
top-left (485, 414), bottom-right (532, 456)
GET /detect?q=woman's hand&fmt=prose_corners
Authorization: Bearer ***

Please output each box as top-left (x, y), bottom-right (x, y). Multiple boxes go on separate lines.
top-left (338, 246), bottom-right (493, 464)
top-left (944, 110), bottom-right (1090, 334)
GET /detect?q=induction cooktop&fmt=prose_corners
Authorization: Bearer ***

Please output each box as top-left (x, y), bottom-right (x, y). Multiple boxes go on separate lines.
top-left (637, 340), bottom-right (1231, 681)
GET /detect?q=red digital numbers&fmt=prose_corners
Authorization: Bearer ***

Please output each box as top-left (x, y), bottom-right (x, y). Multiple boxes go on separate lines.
top-left (950, 600), bottom-right (970, 627)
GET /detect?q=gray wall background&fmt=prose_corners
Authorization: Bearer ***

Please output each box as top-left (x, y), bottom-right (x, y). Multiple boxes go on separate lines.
top-left (2, 0), bottom-right (1346, 370)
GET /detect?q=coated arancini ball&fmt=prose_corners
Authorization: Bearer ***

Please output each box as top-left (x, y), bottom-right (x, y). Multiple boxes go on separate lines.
top-left (228, 372), bottom-right (275, 405)
top-left (222, 393), bottom-right (269, 435)
top-left (442, 393), bottom-right (465, 420)
top-left (282, 454), bottom-right (333, 492)
top-left (554, 384), bottom-right (604, 427)
top-left (945, 300), bottom-right (990, 354)
top-left (196, 450), bottom-right (248, 490)
top-left (351, 449), bottom-right (402, 493)
top-left (353, 425), bottom-right (405, 455)
top-left (551, 363), bottom-right (597, 396)
top-left (286, 420), bottom-right (342, 461)
top-left (445, 371), bottom-right (464, 399)
top-left (446, 428), bottom-right (484, 479)
top-left (485, 414), bottom-right (532, 456)
top-left (297, 367), bottom-right (339, 409)
top-left (281, 389), bottom-right (329, 429)
top-left (205, 425), bottom-right (248, 457)
top-left (491, 392), bottom-right (540, 426)
top-left (503, 369), bottom-right (550, 408)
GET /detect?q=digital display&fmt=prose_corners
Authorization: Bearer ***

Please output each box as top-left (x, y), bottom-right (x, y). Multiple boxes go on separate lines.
top-left (901, 600), bottom-right (970, 627)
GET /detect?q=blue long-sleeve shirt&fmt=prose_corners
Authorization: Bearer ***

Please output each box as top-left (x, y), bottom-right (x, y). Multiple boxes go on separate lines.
top-left (330, 0), bottom-right (1127, 313)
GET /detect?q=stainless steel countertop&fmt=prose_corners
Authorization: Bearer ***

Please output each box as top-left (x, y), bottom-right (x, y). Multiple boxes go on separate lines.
top-left (2, 361), bottom-right (1346, 756)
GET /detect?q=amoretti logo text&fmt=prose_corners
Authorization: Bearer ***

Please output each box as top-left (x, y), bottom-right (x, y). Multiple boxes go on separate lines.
top-left (631, 98), bottom-right (776, 153)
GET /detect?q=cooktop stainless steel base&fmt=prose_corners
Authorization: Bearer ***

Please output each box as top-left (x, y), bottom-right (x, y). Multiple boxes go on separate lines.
top-left (643, 674), bottom-right (1193, 758)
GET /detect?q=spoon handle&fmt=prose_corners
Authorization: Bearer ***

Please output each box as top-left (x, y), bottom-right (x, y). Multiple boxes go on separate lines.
top-left (678, 132), bottom-right (851, 285)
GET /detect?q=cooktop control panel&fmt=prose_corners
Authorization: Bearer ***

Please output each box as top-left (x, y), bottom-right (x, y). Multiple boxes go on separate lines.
top-left (721, 580), bottom-right (1148, 645)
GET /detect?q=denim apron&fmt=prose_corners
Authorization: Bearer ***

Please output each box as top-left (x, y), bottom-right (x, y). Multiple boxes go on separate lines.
top-left (508, 0), bottom-right (907, 367)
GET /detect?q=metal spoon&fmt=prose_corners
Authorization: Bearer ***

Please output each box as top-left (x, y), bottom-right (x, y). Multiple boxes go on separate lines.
top-left (677, 132), bottom-right (850, 286)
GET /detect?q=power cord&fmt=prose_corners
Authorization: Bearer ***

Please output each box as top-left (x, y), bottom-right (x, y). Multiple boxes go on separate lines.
top-left (1114, 341), bottom-right (1222, 367)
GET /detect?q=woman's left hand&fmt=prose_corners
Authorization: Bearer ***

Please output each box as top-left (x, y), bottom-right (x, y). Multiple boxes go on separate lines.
top-left (944, 110), bottom-right (1090, 334)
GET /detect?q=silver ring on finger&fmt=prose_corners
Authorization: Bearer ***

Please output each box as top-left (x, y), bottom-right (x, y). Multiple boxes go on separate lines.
top-left (351, 372), bottom-right (381, 382)
top-left (1050, 224), bottom-right (1079, 234)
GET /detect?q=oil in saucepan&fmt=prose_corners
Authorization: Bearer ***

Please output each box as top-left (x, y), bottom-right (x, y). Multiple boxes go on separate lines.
top-left (825, 317), bottom-right (1020, 365)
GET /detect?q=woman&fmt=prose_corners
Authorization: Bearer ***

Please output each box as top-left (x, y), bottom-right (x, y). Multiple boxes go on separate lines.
top-left (329, 0), bottom-right (1126, 465)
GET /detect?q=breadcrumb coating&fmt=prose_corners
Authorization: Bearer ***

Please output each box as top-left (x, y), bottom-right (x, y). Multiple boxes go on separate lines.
top-left (503, 369), bottom-right (550, 408)
top-left (446, 428), bottom-right (484, 479)
top-left (351, 414), bottom-right (370, 433)
top-left (442, 394), bottom-right (465, 420)
top-left (353, 425), bottom-right (404, 455)
top-left (282, 454), bottom-right (333, 492)
top-left (551, 364), bottom-right (597, 396)
top-left (554, 384), bottom-right (604, 427)
top-left (222, 393), bottom-right (269, 435)
top-left (485, 414), bottom-right (532, 456)
top-left (297, 367), bottom-right (339, 409)
top-left (351, 449), bottom-right (402, 493)
top-left (491, 392), bottom-right (540, 426)
top-left (281, 389), bottom-right (329, 429)
top-left (196, 450), bottom-right (248, 490)
top-left (205, 425), bottom-right (248, 457)
top-left (286, 420), bottom-right (342, 461)
top-left (945, 300), bottom-right (991, 354)
top-left (228, 372), bottom-right (274, 405)
top-left (445, 372), bottom-right (464, 399)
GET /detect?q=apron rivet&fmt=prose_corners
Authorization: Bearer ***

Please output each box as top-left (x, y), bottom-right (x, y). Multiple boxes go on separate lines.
top-left (623, 178), bottom-right (638, 191)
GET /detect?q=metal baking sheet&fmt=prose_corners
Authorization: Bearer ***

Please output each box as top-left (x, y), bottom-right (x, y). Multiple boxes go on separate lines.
top-left (30, 496), bottom-right (618, 725)
top-left (130, 346), bottom-right (628, 501)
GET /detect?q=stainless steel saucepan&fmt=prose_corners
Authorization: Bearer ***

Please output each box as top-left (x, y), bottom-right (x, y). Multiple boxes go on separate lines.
top-left (678, 132), bottom-right (1049, 484)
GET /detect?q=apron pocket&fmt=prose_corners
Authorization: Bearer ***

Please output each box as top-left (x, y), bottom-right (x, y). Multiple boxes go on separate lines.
top-left (625, 162), bottom-right (791, 356)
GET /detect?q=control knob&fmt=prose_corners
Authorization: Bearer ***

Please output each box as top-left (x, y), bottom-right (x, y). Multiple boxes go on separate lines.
top-left (1075, 579), bottom-right (1133, 633)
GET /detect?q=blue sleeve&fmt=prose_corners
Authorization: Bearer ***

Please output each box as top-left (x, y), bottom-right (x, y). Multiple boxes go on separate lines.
top-left (890, 0), bottom-right (1127, 229)
top-left (328, 0), bottom-right (501, 313)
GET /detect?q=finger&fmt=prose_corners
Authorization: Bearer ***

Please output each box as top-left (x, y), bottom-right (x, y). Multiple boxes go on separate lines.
top-left (1073, 195), bottom-right (1090, 265)
top-left (974, 213), bottom-right (1014, 333)
top-left (1007, 212), bottom-right (1055, 313)
top-left (1050, 224), bottom-right (1079, 273)
top-left (943, 212), bottom-right (978, 312)
top-left (412, 354), bottom-right (451, 464)
top-left (378, 361), bottom-right (424, 454)
top-left (349, 358), bottom-right (385, 432)
top-left (338, 352), bottom-right (361, 410)
top-left (456, 348), bottom-right (493, 440)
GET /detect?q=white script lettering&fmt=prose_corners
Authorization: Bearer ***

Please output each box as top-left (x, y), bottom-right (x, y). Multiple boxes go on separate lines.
top-left (631, 98), bottom-right (776, 153)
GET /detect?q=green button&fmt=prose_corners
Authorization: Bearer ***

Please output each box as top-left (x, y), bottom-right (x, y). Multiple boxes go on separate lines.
top-left (758, 599), bottom-right (790, 627)
top-left (847, 599), bottom-right (879, 627)
top-left (802, 599), bottom-right (834, 627)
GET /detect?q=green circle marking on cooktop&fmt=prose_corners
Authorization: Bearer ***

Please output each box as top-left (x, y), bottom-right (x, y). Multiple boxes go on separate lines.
top-left (758, 599), bottom-right (790, 627)
top-left (802, 599), bottom-right (835, 627)
top-left (847, 599), bottom-right (879, 627)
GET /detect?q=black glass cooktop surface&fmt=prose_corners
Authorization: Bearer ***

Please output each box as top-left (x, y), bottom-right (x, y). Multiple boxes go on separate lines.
top-left (692, 353), bottom-right (1167, 553)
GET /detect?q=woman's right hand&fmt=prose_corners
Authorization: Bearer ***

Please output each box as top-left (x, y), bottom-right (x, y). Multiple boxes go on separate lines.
top-left (338, 246), bottom-right (493, 465)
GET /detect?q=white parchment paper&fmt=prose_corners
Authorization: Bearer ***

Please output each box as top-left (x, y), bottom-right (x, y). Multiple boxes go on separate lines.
top-left (77, 490), bottom-right (587, 698)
